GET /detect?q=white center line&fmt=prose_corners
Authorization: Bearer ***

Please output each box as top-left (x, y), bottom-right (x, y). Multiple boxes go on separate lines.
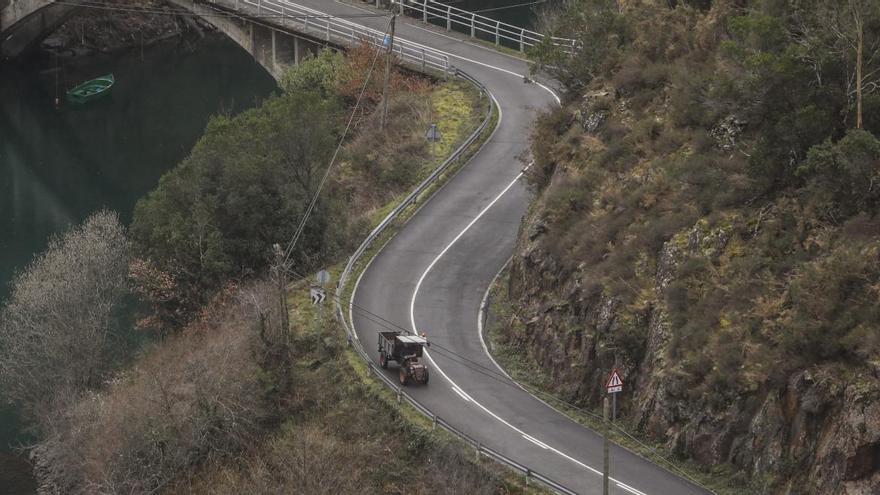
top-left (451, 386), bottom-right (471, 402)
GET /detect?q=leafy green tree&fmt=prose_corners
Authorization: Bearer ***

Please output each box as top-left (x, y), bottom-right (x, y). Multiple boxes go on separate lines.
top-left (797, 129), bottom-right (880, 219)
top-left (280, 49), bottom-right (343, 98)
top-left (131, 88), bottom-right (343, 330)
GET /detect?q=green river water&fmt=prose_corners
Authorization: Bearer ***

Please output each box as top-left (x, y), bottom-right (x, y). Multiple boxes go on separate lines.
top-left (0, 2), bottom-right (542, 492)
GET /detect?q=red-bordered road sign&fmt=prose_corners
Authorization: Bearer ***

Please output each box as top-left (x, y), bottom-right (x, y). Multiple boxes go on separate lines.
top-left (606, 369), bottom-right (623, 394)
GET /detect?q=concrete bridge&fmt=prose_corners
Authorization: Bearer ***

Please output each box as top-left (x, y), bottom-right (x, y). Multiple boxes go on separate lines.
top-left (1, 0), bottom-right (328, 79)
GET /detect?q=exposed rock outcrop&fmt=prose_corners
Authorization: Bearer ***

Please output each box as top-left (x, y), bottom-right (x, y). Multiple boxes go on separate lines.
top-left (502, 213), bottom-right (880, 493)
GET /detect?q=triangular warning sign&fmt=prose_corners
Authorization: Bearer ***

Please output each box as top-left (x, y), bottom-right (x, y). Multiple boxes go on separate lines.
top-left (606, 369), bottom-right (624, 393)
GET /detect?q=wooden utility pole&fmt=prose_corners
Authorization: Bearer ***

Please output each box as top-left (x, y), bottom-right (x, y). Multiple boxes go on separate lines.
top-left (272, 244), bottom-right (289, 341)
top-left (603, 396), bottom-right (610, 495)
top-left (380, 14), bottom-right (397, 132)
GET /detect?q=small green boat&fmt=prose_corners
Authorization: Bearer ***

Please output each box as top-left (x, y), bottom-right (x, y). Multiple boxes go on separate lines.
top-left (66, 74), bottom-right (114, 104)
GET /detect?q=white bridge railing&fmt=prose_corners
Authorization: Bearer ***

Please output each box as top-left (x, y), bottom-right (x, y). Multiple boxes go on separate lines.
top-left (389, 0), bottom-right (575, 53)
top-left (236, 0), bottom-right (451, 74)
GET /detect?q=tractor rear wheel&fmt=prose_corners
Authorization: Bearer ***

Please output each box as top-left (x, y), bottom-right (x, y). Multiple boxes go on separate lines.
top-left (423, 368), bottom-right (429, 384)
top-left (379, 353), bottom-right (388, 369)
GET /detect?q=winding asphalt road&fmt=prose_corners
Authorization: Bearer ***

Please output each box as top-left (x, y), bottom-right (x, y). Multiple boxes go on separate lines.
top-left (296, 2), bottom-right (711, 494)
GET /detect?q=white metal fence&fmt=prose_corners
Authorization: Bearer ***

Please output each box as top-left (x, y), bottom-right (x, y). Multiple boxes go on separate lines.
top-left (389, 0), bottom-right (576, 53)
top-left (232, 0), bottom-right (452, 74)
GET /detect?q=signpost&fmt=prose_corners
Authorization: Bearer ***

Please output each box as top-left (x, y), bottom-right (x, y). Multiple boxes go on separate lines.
top-left (309, 286), bottom-right (326, 305)
top-left (606, 368), bottom-right (624, 421)
top-left (311, 269), bottom-right (331, 334)
top-left (603, 369), bottom-right (624, 495)
top-left (425, 123), bottom-right (441, 161)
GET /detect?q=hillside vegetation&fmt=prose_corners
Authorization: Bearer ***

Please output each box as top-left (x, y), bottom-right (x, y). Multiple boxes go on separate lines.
top-left (3, 48), bottom-right (506, 494)
top-left (131, 47), bottom-right (480, 334)
top-left (489, 0), bottom-right (880, 492)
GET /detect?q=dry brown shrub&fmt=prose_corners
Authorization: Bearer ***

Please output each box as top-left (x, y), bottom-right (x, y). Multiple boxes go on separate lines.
top-left (34, 280), bottom-right (286, 494)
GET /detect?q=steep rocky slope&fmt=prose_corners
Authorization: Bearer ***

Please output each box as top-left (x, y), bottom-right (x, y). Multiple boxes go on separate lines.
top-left (495, 1), bottom-right (880, 492)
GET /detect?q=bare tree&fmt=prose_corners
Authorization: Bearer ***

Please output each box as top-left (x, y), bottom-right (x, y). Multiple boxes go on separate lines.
top-left (0, 211), bottom-right (130, 426)
top-left (794, 0), bottom-right (880, 128)
top-left (33, 281), bottom-right (274, 494)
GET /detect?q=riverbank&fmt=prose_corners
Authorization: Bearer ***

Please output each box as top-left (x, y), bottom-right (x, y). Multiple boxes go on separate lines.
top-left (0, 32), bottom-right (275, 495)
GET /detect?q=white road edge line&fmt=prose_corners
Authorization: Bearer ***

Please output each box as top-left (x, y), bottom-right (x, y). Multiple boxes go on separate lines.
top-left (617, 482), bottom-right (649, 495)
top-left (409, 170), bottom-right (654, 494)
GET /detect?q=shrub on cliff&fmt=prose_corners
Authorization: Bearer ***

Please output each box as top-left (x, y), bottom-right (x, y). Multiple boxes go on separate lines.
top-left (0, 211), bottom-right (130, 428)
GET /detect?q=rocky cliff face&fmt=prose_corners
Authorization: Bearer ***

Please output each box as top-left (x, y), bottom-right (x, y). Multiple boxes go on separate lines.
top-left (504, 208), bottom-right (880, 494)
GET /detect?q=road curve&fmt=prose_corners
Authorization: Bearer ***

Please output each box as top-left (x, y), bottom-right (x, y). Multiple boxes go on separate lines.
top-left (295, 3), bottom-right (710, 494)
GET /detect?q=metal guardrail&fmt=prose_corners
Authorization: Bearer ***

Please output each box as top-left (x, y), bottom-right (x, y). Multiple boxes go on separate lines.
top-left (234, 0), bottom-right (452, 74)
top-left (330, 63), bottom-right (581, 495)
top-left (389, 0), bottom-right (576, 53)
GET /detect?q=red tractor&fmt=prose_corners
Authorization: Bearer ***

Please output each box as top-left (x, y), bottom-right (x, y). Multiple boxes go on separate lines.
top-left (377, 331), bottom-right (430, 386)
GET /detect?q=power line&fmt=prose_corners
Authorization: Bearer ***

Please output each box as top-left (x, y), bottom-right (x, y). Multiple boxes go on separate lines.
top-left (280, 17), bottom-right (391, 266)
top-left (472, 0), bottom-right (547, 14)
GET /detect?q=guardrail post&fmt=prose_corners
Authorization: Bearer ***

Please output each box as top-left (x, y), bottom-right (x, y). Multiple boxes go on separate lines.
top-left (422, 1), bottom-right (427, 23)
top-left (520, 28), bottom-right (525, 52)
top-left (421, 48), bottom-right (426, 71)
top-left (526, 469), bottom-right (531, 486)
top-left (446, 6), bottom-right (451, 31)
top-left (257, 0), bottom-right (261, 14)
top-left (397, 386), bottom-right (402, 403)
top-left (326, 22), bottom-right (330, 41)
top-left (495, 20), bottom-right (500, 46)
top-left (234, 0), bottom-right (238, 11)
top-left (470, 13), bottom-right (475, 38)
top-left (476, 442), bottom-right (481, 461)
